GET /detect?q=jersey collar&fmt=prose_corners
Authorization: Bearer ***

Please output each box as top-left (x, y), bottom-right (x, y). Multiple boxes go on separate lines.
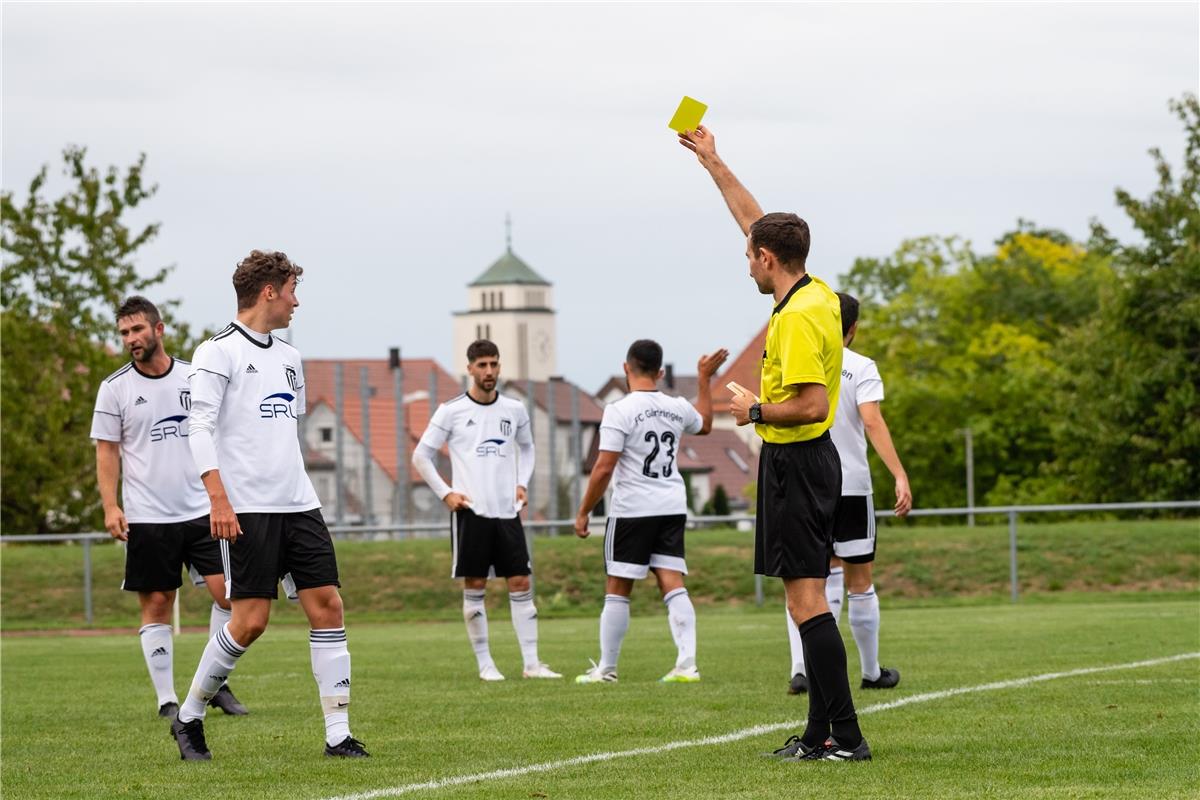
top-left (772, 274), bottom-right (812, 315)
top-left (230, 321), bottom-right (273, 349)
top-left (130, 356), bottom-right (176, 380)
top-left (465, 391), bottom-right (499, 406)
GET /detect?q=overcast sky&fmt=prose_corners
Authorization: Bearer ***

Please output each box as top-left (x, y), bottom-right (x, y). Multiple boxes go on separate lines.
top-left (4, 2), bottom-right (1197, 388)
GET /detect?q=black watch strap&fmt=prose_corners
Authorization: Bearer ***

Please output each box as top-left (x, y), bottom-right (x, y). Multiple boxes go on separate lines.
top-left (749, 402), bottom-right (762, 423)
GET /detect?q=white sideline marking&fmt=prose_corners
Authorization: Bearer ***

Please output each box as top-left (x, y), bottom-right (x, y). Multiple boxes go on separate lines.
top-left (320, 652), bottom-right (1200, 800)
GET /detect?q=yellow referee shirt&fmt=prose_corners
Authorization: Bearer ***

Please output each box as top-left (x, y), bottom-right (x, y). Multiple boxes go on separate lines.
top-left (757, 274), bottom-right (843, 444)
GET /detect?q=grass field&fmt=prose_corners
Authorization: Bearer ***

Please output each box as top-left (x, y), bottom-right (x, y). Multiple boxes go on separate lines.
top-left (2, 518), bottom-right (1198, 629)
top-left (2, 598), bottom-right (1198, 799)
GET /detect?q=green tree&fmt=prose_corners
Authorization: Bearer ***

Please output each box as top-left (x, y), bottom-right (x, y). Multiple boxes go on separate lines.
top-left (2, 147), bottom-right (193, 532)
top-left (1051, 94), bottom-right (1200, 501)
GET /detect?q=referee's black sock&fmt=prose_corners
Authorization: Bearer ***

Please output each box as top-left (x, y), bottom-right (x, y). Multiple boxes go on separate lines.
top-left (798, 626), bottom-right (831, 750)
top-left (799, 611), bottom-right (863, 750)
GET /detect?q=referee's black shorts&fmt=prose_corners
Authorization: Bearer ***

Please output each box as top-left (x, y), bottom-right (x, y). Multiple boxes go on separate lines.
top-left (223, 508), bottom-right (340, 600)
top-left (754, 433), bottom-right (842, 579)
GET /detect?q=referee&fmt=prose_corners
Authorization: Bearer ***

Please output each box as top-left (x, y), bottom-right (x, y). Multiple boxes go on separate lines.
top-left (680, 125), bottom-right (869, 761)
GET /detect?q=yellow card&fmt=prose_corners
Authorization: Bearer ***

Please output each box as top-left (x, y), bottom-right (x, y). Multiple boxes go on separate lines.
top-left (668, 96), bottom-right (708, 133)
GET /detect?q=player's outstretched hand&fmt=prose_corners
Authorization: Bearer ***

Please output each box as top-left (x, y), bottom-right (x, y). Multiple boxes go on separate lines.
top-left (677, 124), bottom-right (717, 160)
top-left (574, 512), bottom-right (591, 539)
top-left (103, 505), bottom-right (129, 541)
top-left (894, 476), bottom-right (913, 517)
top-left (443, 492), bottom-right (472, 512)
top-left (697, 348), bottom-right (729, 379)
top-left (209, 495), bottom-right (241, 541)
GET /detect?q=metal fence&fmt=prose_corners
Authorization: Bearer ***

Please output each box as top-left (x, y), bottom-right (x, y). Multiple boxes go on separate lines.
top-left (2, 500), bottom-right (1196, 625)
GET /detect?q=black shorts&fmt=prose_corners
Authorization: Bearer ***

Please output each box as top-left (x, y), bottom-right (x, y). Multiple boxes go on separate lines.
top-left (833, 494), bottom-right (877, 563)
top-left (604, 514), bottom-right (687, 579)
top-left (123, 516), bottom-right (222, 593)
top-left (754, 434), bottom-right (842, 579)
top-left (451, 509), bottom-right (531, 579)
top-left (222, 509), bottom-right (340, 600)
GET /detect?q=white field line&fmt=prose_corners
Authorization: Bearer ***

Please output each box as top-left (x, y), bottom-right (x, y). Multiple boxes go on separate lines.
top-left (320, 652), bottom-right (1200, 800)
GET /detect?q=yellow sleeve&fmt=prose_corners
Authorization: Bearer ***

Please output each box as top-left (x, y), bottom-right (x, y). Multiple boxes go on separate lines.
top-left (777, 310), bottom-right (828, 387)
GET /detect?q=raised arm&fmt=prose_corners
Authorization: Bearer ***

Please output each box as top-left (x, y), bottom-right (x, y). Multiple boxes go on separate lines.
top-left (678, 125), bottom-right (765, 235)
top-left (692, 348), bottom-right (730, 435)
top-left (859, 402), bottom-right (912, 517)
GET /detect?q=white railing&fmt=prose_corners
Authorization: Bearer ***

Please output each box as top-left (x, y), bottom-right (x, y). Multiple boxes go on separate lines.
top-left (2, 500), bottom-right (1197, 624)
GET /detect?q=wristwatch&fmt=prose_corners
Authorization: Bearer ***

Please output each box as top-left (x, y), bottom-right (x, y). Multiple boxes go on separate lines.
top-left (748, 403), bottom-right (763, 423)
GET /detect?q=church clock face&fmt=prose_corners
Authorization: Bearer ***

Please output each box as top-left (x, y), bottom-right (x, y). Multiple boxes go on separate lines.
top-left (534, 330), bottom-right (551, 363)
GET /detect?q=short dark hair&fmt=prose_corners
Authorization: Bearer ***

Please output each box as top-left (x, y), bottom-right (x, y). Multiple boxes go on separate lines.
top-left (232, 250), bottom-right (303, 310)
top-left (749, 212), bottom-right (810, 272)
top-left (116, 295), bottom-right (161, 326)
top-left (838, 292), bottom-right (859, 337)
top-left (467, 339), bottom-right (499, 362)
top-left (626, 339), bottom-right (663, 376)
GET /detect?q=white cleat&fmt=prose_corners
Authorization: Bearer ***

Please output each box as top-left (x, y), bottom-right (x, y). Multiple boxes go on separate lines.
top-left (575, 660), bottom-right (618, 684)
top-left (660, 665), bottom-right (701, 683)
top-left (479, 664), bottom-right (506, 682)
top-left (522, 663), bottom-right (563, 679)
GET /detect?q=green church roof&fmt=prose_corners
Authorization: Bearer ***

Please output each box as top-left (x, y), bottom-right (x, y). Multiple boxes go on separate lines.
top-left (470, 248), bottom-right (550, 287)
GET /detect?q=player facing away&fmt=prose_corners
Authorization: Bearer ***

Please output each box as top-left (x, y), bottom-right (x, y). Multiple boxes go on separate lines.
top-left (91, 296), bottom-right (248, 720)
top-left (572, 340), bottom-right (729, 684)
top-left (170, 250), bottom-right (367, 760)
top-left (412, 339), bottom-right (561, 681)
top-left (786, 292), bottom-right (912, 695)
top-left (681, 123), bottom-right (870, 761)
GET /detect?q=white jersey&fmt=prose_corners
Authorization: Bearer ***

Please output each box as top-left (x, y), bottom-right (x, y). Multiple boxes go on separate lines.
top-left (830, 347), bottom-right (886, 496)
top-left (90, 358), bottom-right (210, 523)
top-left (599, 391), bottom-right (703, 518)
top-left (416, 393), bottom-right (534, 519)
top-left (186, 322), bottom-right (319, 513)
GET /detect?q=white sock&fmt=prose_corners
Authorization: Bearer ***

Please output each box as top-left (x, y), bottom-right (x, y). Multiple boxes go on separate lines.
top-left (786, 607), bottom-right (805, 677)
top-left (463, 589), bottom-right (494, 671)
top-left (209, 602), bottom-right (231, 641)
top-left (599, 594), bottom-right (630, 674)
top-left (509, 589), bottom-right (541, 669)
top-left (849, 585), bottom-right (881, 681)
top-left (311, 627), bottom-right (352, 746)
top-left (663, 588), bottom-right (696, 669)
top-left (178, 623), bottom-right (246, 722)
top-left (826, 567), bottom-right (845, 624)
top-left (139, 623), bottom-right (177, 706)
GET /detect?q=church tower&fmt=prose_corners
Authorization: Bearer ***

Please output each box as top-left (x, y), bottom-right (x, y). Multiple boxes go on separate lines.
top-left (452, 219), bottom-right (556, 380)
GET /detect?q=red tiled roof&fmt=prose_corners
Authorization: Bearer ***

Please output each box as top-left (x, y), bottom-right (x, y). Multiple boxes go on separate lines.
top-left (596, 374), bottom-right (701, 402)
top-left (304, 358), bottom-right (462, 482)
top-left (680, 428), bottom-right (757, 506)
top-left (712, 324), bottom-right (766, 414)
top-left (504, 379), bottom-right (605, 424)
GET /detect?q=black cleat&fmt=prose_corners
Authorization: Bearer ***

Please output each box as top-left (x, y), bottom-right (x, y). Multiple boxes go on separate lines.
top-left (788, 672), bottom-right (809, 695)
top-left (783, 738), bottom-right (836, 762)
top-left (324, 736), bottom-right (370, 758)
top-left (158, 701), bottom-right (179, 719)
top-left (170, 715), bottom-right (212, 761)
top-left (762, 734), bottom-right (805, 758)
top-left (861, 666), bottom-right (900, 689)
top-left (821, 737), bottom-right (872, 761)
top-left (208, 684), bottom-right (249, 715)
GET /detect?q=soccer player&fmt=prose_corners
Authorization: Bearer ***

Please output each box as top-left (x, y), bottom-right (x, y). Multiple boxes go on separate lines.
top-left (680, 124), bottom-right (870, 761)
top-left (91, 296), bottom-right (248, 720)
top-left (572, 340), bottom-right (728, 684)
top-left (785, 292), bottom-right (912, 695)
top-left (170, 250), bottom-right (367, 760)
top-left (412, 339), bottom-right (560, 681)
